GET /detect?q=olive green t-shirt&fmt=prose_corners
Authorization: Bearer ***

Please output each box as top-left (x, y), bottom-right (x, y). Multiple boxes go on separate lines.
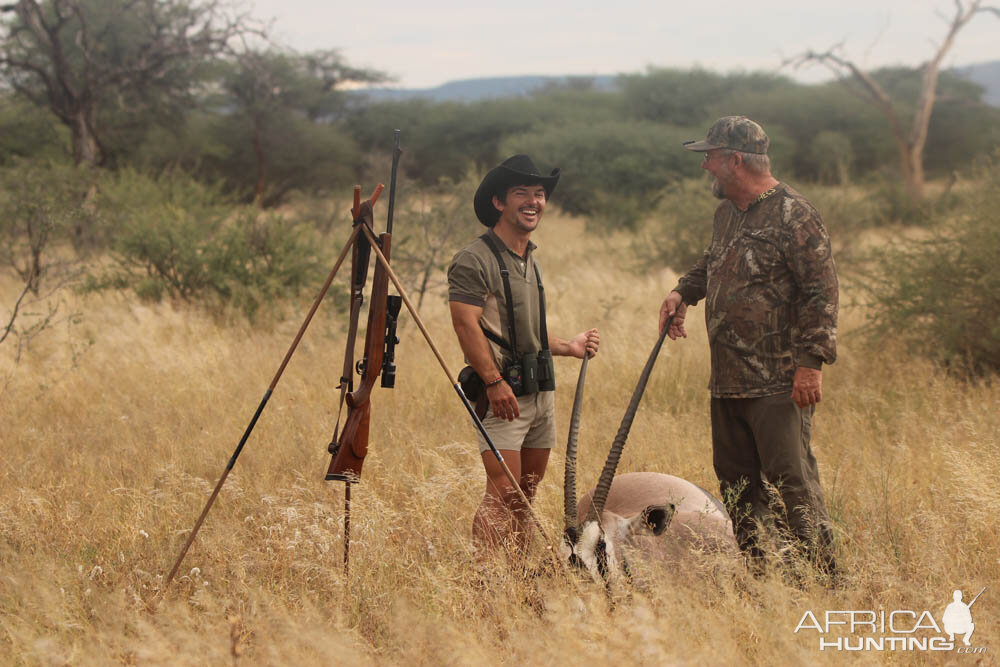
top-left (447, 229), bottom-right (544, 368)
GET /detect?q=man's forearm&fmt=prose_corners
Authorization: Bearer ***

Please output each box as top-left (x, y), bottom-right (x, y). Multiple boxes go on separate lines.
top-left (454, 321), bottom-right (502, 381)
top-left (548, 335), bottom-right (572, 357)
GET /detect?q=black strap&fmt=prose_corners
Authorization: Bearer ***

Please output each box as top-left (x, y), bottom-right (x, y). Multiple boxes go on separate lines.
top-left (481, 234), bottom-right (519, 355)
top-left (480, 233), bottom-right (549, 355)
top-left (482, 328), bottom-right (510, 350)
top-left (537, 270), bottom-right (548, 347)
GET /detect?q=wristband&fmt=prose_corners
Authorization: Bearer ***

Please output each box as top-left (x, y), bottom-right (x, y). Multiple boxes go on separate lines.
top-left (484, 375), bottom-right (504, 388)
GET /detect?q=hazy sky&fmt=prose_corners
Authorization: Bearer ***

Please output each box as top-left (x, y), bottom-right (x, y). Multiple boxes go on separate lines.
top-left (247, 1), bottom-right (999, 88)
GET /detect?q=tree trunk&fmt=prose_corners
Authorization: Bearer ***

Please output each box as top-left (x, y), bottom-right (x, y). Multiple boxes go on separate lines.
top-left (70, 108), bottom-right (100, 168)
top-left (904, 147), bottom-right (925, 201)
top-left (69, 107), bottom-right (99, 240)
top-left (893, 138), bottom-right (924, 201)
top-left (252, 115), bottom-right (266, 208)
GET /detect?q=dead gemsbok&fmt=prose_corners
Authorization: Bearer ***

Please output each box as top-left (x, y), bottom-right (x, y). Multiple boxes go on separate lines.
top-left (560, 326), bottom-right (737, 586)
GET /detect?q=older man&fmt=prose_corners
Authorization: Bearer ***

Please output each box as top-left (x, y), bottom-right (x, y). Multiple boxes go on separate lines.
top-left (448, 155), bottom-right (599, 549)
top-left (659, 116), bottom-right (839, 576)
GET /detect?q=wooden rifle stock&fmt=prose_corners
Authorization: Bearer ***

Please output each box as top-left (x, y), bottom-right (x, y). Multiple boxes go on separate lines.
top-left (328, 140), bottom-right (398, 482)
top-left (327, 230), bottom-right (392, 481)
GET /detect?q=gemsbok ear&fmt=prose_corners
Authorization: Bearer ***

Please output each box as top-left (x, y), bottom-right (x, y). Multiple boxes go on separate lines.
top-left (637, 503), bottom-right (675, 536)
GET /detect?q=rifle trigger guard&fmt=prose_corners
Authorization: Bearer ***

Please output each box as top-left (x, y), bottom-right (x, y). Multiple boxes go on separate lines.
top-left (355, 359), bottom-right (366, 375)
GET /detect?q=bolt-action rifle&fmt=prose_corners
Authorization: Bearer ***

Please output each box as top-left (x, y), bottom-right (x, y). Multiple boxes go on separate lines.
top-left (326, 131), bottom-right (402, 482)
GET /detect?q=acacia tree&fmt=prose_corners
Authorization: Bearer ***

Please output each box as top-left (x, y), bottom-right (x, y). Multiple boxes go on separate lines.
top-left (789, 0), bottom-right (999, 200)
top-left (216, 48), bottom-right (385, 207)
top-left (0, 0), bottom-right (255, 168)
top-left (0, 160), bottom-right (88, 381)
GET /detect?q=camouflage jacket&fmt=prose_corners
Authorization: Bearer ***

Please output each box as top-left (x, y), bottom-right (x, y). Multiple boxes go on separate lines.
top-left (673, 183), bottom-right (838, 398)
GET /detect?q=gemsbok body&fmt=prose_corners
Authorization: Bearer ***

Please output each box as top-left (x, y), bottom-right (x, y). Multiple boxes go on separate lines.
top-left (571, 472), bottom-right (736, 583)
top-left (560, 332), bottom-right (737, 586)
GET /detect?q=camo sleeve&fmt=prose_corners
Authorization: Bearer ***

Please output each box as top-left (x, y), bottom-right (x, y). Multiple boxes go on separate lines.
top-left (781, 197), bottom-right (838, 367)
top-left (673, 248), bottom-right (709, 306)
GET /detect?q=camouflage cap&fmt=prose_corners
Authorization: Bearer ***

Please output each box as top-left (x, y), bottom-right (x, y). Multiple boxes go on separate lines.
top-left (683, 116), bottom-right (769, 154)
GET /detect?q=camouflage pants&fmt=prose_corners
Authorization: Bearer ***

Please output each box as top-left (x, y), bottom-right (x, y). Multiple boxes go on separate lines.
top-left (710, 393), bottom-right (836, 572)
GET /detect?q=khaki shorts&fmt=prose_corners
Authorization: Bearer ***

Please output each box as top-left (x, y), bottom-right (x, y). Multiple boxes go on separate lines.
top-left (475, 391), bottom-right (556, 453)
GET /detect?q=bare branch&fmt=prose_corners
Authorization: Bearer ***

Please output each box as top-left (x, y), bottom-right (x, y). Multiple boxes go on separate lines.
top-left (785, 46), bottom-right (900, 122)
top-left (0, 279), bottom-right (30, 346)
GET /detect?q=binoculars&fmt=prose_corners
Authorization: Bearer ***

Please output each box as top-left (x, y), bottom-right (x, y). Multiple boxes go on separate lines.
top-left (503, 349), bottom-right (555, 396)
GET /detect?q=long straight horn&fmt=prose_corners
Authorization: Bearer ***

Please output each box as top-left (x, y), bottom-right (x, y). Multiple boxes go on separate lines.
top-left (589, 322), bottom-right (672, 519)
top-left (564, 355), bottom-right (589, 533)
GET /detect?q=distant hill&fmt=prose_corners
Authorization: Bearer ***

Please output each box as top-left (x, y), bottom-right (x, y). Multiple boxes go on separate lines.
top-left (953, 60), bottom-right (1000, 106)
top-left (353, 75), bottom-right (619, 103)
top-left (354, 63), bottom-right (1000, 107)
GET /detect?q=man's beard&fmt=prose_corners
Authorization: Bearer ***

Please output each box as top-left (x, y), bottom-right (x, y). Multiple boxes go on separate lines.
top-left (511, 211), bottom-right (540, 231)
top-left (711, 178), bottom-right (726, 200)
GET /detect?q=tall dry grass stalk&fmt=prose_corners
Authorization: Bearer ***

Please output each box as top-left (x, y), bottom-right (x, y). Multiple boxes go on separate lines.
top-left (1, 212), bottom-right (997, 665)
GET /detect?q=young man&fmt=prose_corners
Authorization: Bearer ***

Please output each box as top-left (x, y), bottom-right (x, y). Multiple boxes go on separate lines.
top-left (659, 117), bottom-right (839, 576)
top-left (448, 155), bottom-right (599, 549)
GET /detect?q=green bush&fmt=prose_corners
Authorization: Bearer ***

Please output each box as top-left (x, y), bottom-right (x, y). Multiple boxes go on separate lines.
top-left (0, 98), bottom-right (68, 164)
top-left (863, 156), bottom-right (1000, 376)
top-left (635, 179), bottom-right (717, 273)
top-left (809, 131), bottom-right (853, 185)
top-left (0, 160), bottom-right (94, 292)
top-left (857, 172), bottom-right (967, 228)
top-left (86, 169), bottom-right (325, 319)
top-left (500, 120), bottom-right (701, 228)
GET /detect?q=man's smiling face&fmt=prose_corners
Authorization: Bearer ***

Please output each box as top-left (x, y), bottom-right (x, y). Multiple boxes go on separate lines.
top-left (493, 184), bottom-right (547, 232)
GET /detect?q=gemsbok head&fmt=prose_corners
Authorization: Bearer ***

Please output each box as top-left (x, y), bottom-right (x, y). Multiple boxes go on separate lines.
top-left (560, 339), bottom-right (736, 588)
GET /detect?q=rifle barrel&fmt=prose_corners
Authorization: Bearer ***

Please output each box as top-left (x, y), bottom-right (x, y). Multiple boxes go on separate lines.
top-left (385, 129), bottom-right (401, 235)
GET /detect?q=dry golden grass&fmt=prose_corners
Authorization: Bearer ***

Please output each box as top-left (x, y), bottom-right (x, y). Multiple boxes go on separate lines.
top-left (1, 212), bottom-right (998, 665)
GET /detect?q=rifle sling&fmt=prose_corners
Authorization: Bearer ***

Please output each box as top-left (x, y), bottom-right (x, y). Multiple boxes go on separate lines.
top-left (331, 226), bottom-right (371, 449)
top-left (332, 292), bottom-right (362, 445)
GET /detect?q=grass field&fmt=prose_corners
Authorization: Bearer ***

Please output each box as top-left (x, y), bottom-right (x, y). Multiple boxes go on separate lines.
top-left (1, 210), bottom-right (998, 665)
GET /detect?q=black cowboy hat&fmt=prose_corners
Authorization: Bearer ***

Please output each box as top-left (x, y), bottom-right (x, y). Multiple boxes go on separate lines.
top-left (474, 155), bottom-right (560, 227)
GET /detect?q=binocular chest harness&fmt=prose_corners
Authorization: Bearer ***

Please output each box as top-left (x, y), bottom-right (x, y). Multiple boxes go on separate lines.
top-left (473, 233), bottom-right (555, 397)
